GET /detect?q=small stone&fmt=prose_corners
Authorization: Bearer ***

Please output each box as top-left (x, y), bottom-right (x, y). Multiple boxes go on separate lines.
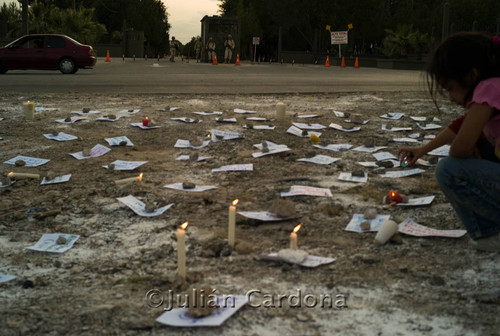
top-left (262, 141), bottom-right (269, 153)
top-left (390, 233), bottom-right (403, 244)
top-left (119, 140), bottom-right (127, 146)
top-left (64, 117), bottom-right (72, 122)
top-left (82, 148), bottom-right (91, 156)
top-left (53, 260), bottom-right (62, 268)
top-left (45, 171), bottom-right (56, 181)
top-left (145, 204), bottom-right (156, 213)
top-left (278, 249), bottom-right (308, 264)
top-left (56, 236), bottom-right (67, 245)
top-left (301, 130), bottom-right (308, 136)
top-left (269, 199), bottom-right (296, 218)
top-left (363, 208), bottom-right (377, 219)
top-left (429, 275), bottom-right (446, 286)
top-left (349, 114), bottom-right (364, 124)
top-left (108, 163), bottom-right (115, 171)
top-left (234, 241), bottom-right (254, 255)
top-left (246, 123), bottom-right (254, 129)
top-left (190, 153), bottom-right (199, 161)
top-left (376, 161), bottom-right (393, 168)
top-left (342, 124), bottom-right (354, 130)
top-left (107, 114), bottom-right (116, 120)
top-left (51, 130), bottom-right (59, 136)
top-left (82, 107), bottom-right (90, 113)
top-left (360, 221), bottom-right (371, 231)
top-left (15, 160), bottom-right (26, 167)
top-left (428, 156), bottom-right (439, 164)
top-left (182, 182), bottom-right (196, 189)
top-left (364, 138), bottom-right (375, 147)
top-left (22, 280), bottom-right (34, 288)
top-left (188, 286), bottom-right (218, 318)
top-left (351, 169), bottom-right (365, 177)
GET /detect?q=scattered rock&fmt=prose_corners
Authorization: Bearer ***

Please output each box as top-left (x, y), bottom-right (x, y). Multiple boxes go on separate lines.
top-left (269, 199), bottom-right (296, 218)
top-left (301, 130), bottom-right (308, 136)
top-left (428, 156), bottom-right (439, 164)
top-left (15, 160), bottom-right (26, 167)
top-left (363, 208), bottom-right (377, 219)
top-left (107, 114), bottom-right (116, 120)
top-left (64, 117), bottom-right (72, 122)
top-left (56, 236), bottom-right (67, 245)
top-left (82, 148), bottom-right (91, 157)
top-left (51, 130), bottom-right (59, 136)
top-left (429, 275), bottom-right (446, 286)
top-left (188, 286), bottom-right (218, 318)
top-left (22, 280), bottom-right (34, 288)
top-left (234, 240), bottom-right (253, 255)
top-left (119, 140), bottom-right (127, 146)
top-left (351, 169), bottom-right (365, 177)
top-left (190, 153), bottom-right (199, 161)
top-left (364, 137), bottom-right (375, 147)
top-left (376, 161), bottom-right (393, 168)
top-left (82, 107), bottom-right (90, 113)
top-left (182, 182), bottom-right (196, 189)
top-left (278, 249), bottom-right (308, 264)
top-left (246, 123), bottom-right (254, 129)
top-left (390, 233), bottom-right (403, 244)
top-left (360, 221), bottom-right (371, 231)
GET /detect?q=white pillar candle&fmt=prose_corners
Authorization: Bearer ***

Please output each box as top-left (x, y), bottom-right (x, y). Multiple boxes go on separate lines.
top-left (177, 222), bottom-right (188, 278)
top-left (8, 172), bottom-right (40, 179)
top-left (24, 101), bottom-right (34, 120)
top-left (228, 199), bottom-right (238, 247)
top-left (276, 102), bottom-right (286, 120)
top-left (290, 224), bottom-right (301, 250)
top-left (114, 173), bottom-right (143, 185)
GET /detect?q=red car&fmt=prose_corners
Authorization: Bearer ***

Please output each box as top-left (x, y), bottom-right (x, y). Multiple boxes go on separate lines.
top-left (0, 34), bottom-right (96, 74)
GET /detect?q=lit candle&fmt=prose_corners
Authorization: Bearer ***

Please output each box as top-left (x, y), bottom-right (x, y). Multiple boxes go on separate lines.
top-left (114, 173), bottom-right (143, 185)
top-left (386, 190), bottom-right (403, 203)
top-left (177, 221), bottom-right (188, 278)
top-left (142, 117), bottom-right (149, 127)
top-left (290, 224), bottom-right (301, 250)
top-left (276, 102), bottom-right (286, 120)
top-left (228, 199), bottom-right (239, 247)
top-left (8, 172), bottom-right (40, 179)
top-left (24, 101), bottom-right (35, 120)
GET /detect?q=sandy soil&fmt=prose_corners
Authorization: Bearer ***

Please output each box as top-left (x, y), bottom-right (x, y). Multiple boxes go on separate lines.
top-left (0, 91), bottom-right (499, 336)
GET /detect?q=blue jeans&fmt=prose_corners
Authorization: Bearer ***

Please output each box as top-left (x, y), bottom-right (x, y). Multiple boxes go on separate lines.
top-left (435, 157), bottom-right (500, 239)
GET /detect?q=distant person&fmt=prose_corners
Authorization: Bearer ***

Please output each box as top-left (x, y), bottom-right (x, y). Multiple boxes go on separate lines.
top-left (206, 37), bottom-right (216, 63)
top-left (224, 34), bottom-right (235, 64)
top-left (194, 37), bottom-right (203, 63)
top-left (398, 32), bottom-right (500, 252)
top-left (169, 36), bottom-right (179, 62)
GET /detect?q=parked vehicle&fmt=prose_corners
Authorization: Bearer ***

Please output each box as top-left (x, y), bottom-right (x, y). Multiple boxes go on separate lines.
top-left (0, 34), bottom-right (96, 74)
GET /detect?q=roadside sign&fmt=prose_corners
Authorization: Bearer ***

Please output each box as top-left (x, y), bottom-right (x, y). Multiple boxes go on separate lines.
top-left (252, 37), bottom-right (260, 45)
top-left (330, 31), bottom-right (348, 45)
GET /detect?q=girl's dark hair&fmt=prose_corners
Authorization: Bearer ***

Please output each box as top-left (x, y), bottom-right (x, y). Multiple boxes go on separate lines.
top-left (426, 32), bottom-right (500, 107)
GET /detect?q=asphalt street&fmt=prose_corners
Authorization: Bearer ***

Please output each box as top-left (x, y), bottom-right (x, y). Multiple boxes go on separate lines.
top-left (0, 57), bottom-right (425, 95)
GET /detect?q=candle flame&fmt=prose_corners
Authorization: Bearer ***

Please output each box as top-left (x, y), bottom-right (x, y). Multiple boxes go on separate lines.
top-left (8, 172), bottom-right (13, 177)
top-left (293, 224), bottom-right (302, 233)
top-left (180, 221), bottom-right (188, 230)
top-left (391, 192), bottom-right (396, 197)
top-left (232, 199), bottom-right (239, 206)
top-left (138, 173), bottom-right (143, 181)
top-left (146, 117), bottom-right (149, 120)
top-left (206, 133), bottom-right (211, 138)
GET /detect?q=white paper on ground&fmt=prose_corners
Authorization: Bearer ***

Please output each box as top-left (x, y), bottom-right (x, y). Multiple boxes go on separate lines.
top-left (0, 272), bottom-right (17, 283)
top-left (266, 253), bottom-right (336, 268)
top-left (296, 114), bottom-right (320, 119)
top-left (410, 116), bottom-right (440, 122)
top-left (174, 139), bottom-right (210, 149)
top-left (246, 117), bottom-right (268, 121)
top-left (357, 161), bottom-right (378, 167)
top-left (105, 136), bottom-right (134, 146)
top-left (345, 119), bottom-right (369, 125)
top-left (380, 113), bottom-right (404, 120)
top-left (333, 111), bottom-right (349, 118)
top-left (130, 122), bottom-right (160, 130)
top-left (176, 155), bottom-right (211, 162)
top-left (215, 117), bottom-right (237, 123)
top-left (234, 108), bottom-right (256, 114)
top-left (26, 233), bottom-right (80, 253)
top-left (314, 144), bottom-right (352, 152)
top-left (338, 172), bottom-right (368, 183)
top-left (105, 160), bottom-right (147, 171)
top-left (373, 151), bottom-right (398, 161)
top-left (163, 183), bottom-right (217, 192)
top-left (212, 163), bottom-right (253, 172)
top-left (244, 125), bottom-right (275, 130)
top-left (352, 145), bottom-right (387, 153)
top-left (117, 195), bottom-right (173, 217)
top-left (44, 132), bottom-right (78, 141)
top-left (237, 211), bottom-right (296, 221)
top-left (415, 158), bottom-right (439, 167)
top-left (210, 129), bottom-right (244, 141)
top-left (408, 133), bottom-right (420, 138)
top-left (379, 168), bottom-right (425, 178)
top-left (4, 155), bottom-right (50, 167)
top-left (252, 146), bottom-right (290, 158)
top-left (417, 123), bottom-right (441, 130)
top-left (193, 111), bottom-right (219, 116)
top-left (381, 124), bottom-right (412, 132)
top-left (397, 196), bottom-right (435, 207)
top-left (70, 144), bottom-right (111, 160)
top-left (398, 218), bottom-right (467, 238)
top-left (329, 123), bottom-right (361, 132)
top-left (156, 295), bottom-right (248, 327)
top-left (119, 109), bottom-right (140, 114)
top-left (297, 155), bottom-right (340, 165)
top-left (286, 125), bottom-right (322, 138)
top-left (428, 145), bottom-right (450, 156)
top-left (56, 116), bottom-right (88, 124)
top-left (71, 110), bottom-right (100, 115)
top-left (41, 174), bottom-right (72, 185)
top-left (292, 122), bottom-right (327, 130)
top-left (280, 185), bottom-right (332, 197)
top-left (392, 137), bottom-right (420, 143)
top-left (345, 214), bottom-right (391, 233)
top-left (95, 115), bottom-right (121, 122)
top-left (171, 117), bottom-right (200, 123)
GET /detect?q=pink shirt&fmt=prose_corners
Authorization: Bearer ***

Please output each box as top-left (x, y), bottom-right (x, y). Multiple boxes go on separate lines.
top-left (466, 77), bottom-right (500, 160)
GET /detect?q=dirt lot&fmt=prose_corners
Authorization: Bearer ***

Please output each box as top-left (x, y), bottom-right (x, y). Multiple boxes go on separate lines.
top-left (0, 91), bottom-right (499, 336)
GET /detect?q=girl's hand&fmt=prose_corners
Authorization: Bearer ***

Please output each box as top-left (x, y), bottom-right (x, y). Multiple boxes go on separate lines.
top-left (398, 146), bottom-right (424, 166)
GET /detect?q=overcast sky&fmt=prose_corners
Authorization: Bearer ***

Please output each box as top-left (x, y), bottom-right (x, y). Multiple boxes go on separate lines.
top-left (0, 0), bottom-right (221, 43)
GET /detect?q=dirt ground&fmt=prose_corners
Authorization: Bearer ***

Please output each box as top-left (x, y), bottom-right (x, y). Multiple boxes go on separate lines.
top-left (0, 91), bottom-right (499, 336)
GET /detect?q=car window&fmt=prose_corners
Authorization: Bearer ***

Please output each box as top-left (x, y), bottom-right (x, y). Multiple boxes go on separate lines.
top-left (46, 36), bottom-right (65, 48)
top-left (15, 37), bottom-right (44, 49)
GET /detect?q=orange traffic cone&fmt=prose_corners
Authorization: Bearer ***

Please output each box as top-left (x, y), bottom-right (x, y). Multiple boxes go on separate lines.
top-left (235, 53), bottom-right (240, 65)
top-left (341, 56), bottom-right (345, 67)
top-left (213, 52), bottom-right (218, 65)
top-left (325, 56), bottom-right (330, 67)
top-left (354, 57), bottom-right (359, 68)
top-left (105, 50), bottom-right (111, 62)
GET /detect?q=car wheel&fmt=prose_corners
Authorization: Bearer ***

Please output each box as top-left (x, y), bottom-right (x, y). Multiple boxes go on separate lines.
top-left (0, 62), bottom-right (7, 74)
top-left (59, 58), bottom-right (76, 74)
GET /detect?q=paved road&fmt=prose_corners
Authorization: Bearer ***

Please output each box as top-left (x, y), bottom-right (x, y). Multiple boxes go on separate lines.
top-left (0, 57), bottom-right (425, 94)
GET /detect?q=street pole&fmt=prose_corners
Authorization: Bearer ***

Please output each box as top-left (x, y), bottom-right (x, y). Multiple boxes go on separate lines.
top-left (22, 0), bottom-right (28, 35)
